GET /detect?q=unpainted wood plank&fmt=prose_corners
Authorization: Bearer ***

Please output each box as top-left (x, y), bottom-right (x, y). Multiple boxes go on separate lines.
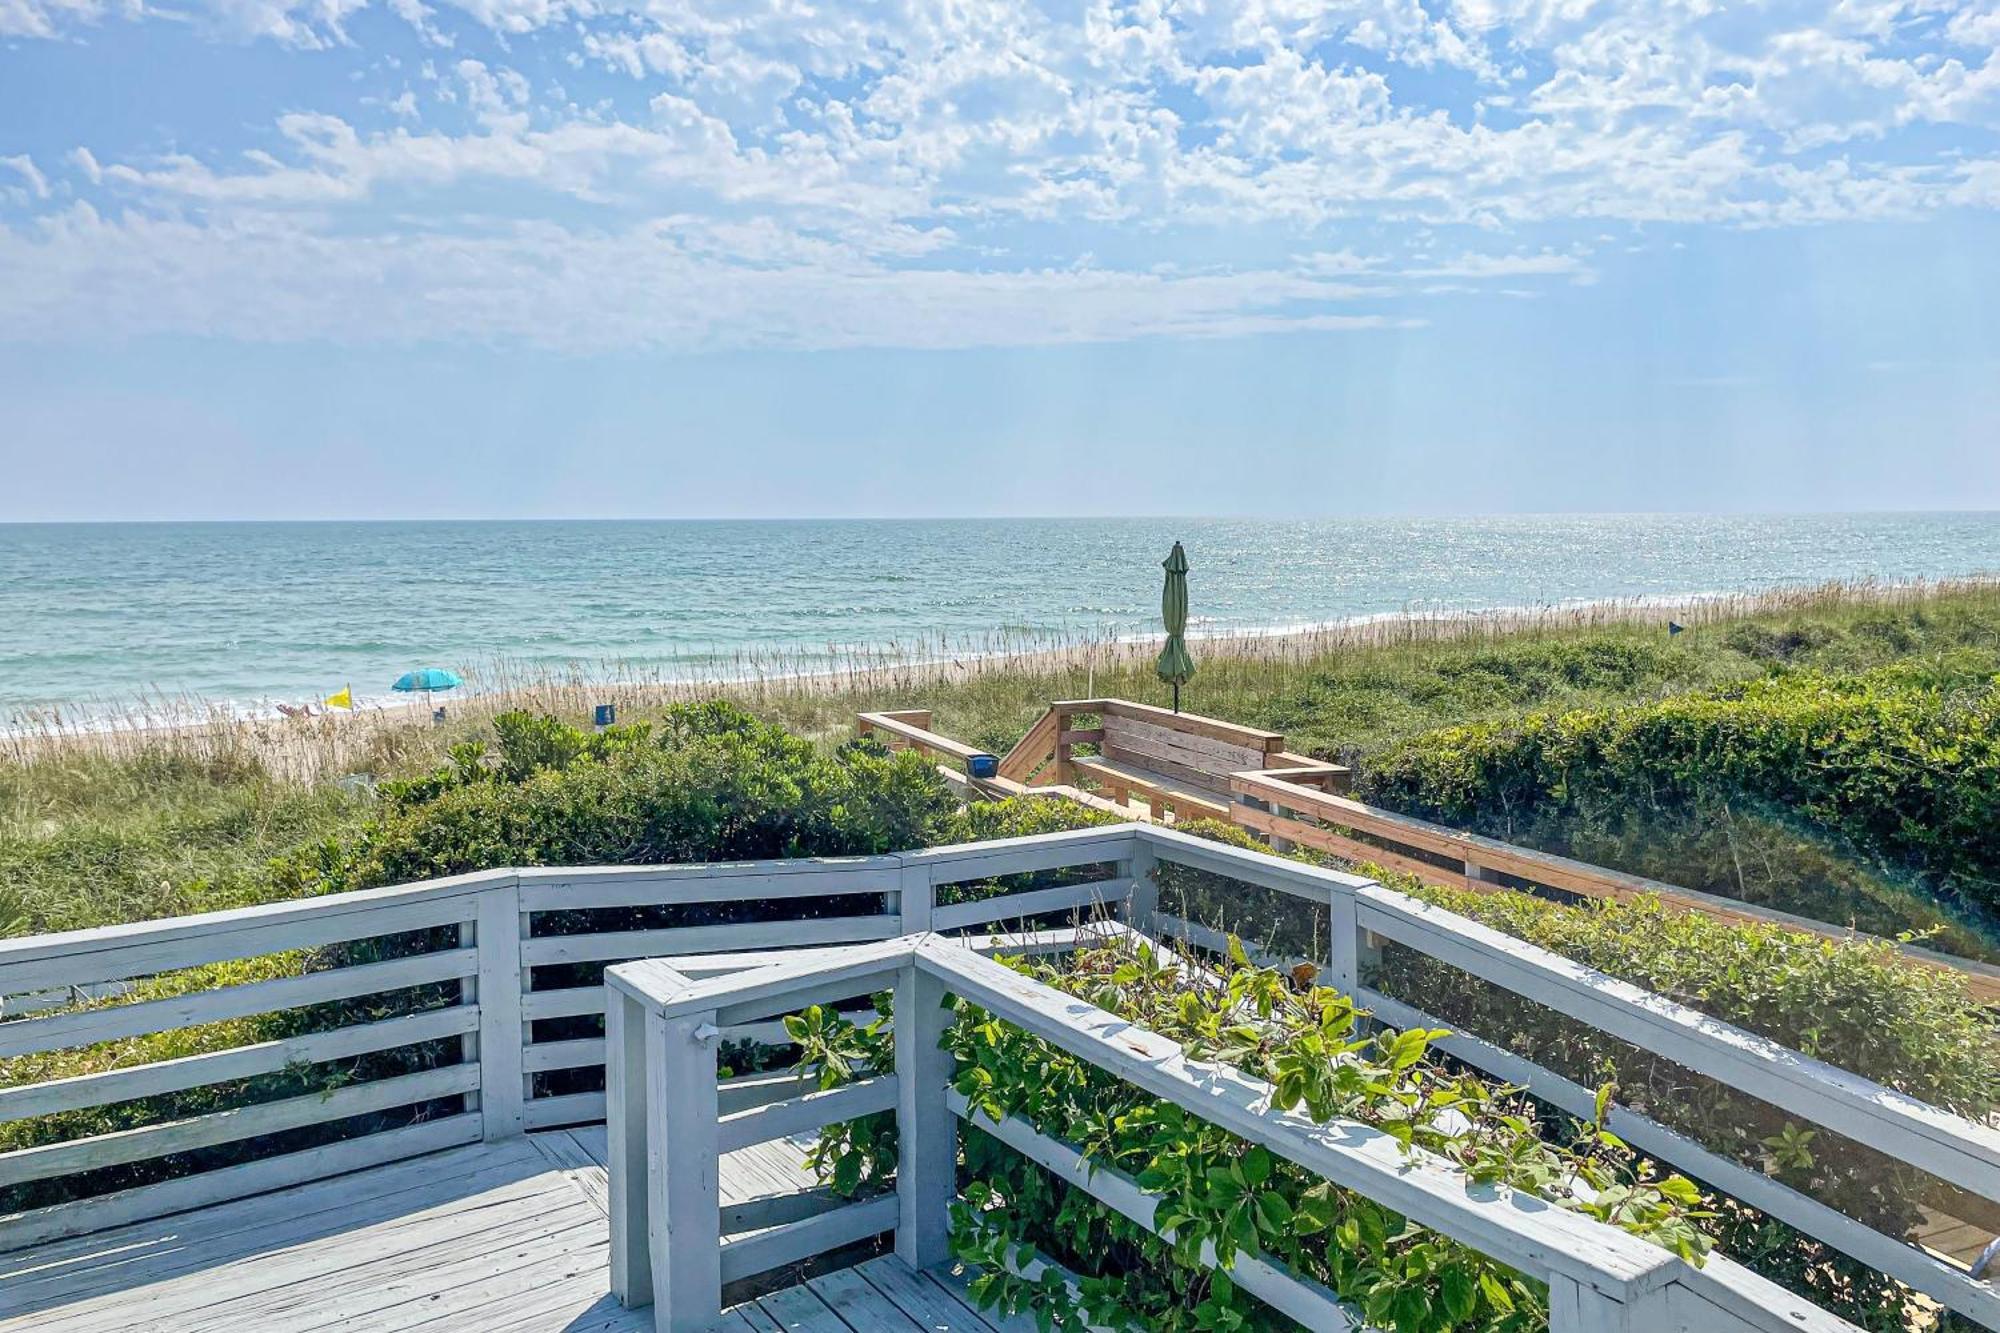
top-left (1094, 700), bottom-right (1283, 750)
top-left (1091, 748), bottom-right (1233, 802)
top-left (1101, 716), bottom-right (1266, 774)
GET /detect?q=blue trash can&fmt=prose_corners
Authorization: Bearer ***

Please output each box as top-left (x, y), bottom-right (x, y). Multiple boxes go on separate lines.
top-left (967, 753), bottom-right (999, 779)
top-left (594, 704), bottom-right (616, 730)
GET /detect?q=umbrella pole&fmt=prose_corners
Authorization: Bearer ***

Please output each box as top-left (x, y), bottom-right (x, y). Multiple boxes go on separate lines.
top-left (1173, 683), bottom-right (1180, 714)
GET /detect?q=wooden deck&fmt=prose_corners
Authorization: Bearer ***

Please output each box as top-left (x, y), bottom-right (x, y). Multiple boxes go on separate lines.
top-left (0, 1126), bottom-right (943, 1333)
top-left (727, 1256), bottom-right (1024, 1331)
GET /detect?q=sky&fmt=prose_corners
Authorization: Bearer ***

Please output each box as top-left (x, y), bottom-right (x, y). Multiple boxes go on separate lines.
top-left (0, 0), bottom-right (1997, 520)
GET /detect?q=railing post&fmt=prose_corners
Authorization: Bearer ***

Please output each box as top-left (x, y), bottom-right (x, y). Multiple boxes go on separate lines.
top-left (1123, 836), bottom-right (1159, 934)
top-left (457, 918), bottom-right (481, 1122)
top-left (474, 876), bottom-right (526, 1140)
top-left (895, 959), bottom-right (955, 1270)
top-left (607, 987), bottom-right (652, 1308)
top-left (1465, 859), bottom-right (1503, 886)
top-left (898, 859), bottom-right (934, 935)
top-left (1326, 882), bottom-right (1379, 996)
top-left (1547, 1274), bottom-right (1677, 1331)
top-left (650, 1007), bottom-right (721, 1331)
top-left (1053, 706), bottom-right (1075, 785)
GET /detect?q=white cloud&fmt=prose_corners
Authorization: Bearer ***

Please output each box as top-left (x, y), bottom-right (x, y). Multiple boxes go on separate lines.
top-left (3, 0), bottom-right (1998, 351)
top-left (1, 156), bottom-right (51, 201)
top-left (0, 203), bottom-right (1409, 351)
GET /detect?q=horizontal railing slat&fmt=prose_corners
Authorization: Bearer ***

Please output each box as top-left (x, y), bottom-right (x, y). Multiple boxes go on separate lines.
top-left (518, 861), bottom-right (896, 912)
top-left (519, 986), bottom-right (608, 1022)
top-left (949, 1089), bottom-right (1357, 1331)
top-left (0, 1006), bottom-right (480, 1124)
top-left (1354, 886), bottom-right (2000, 1198)
top-left (519, 1037), bottom-right (606, 1075)
top-left (902, 827), bottom-right (1140, 882)
top-left (0, 950), bottom-right (480, 1060)
top-left (716, 1075), bottom-right (898, 1155)
top-left (930, 879), bottom-right (1132, 933)
top-left (717, 1070), bottom-right (818, 1117)
top-left (0, 874), bottom-right (507, 994)
top-left (520, 916), bottom-right (901, 967)
top-left (0, 871), bottom-right (510, 973)
top-left (1357, 985), bottom-right (2000, 1327)
top-left (716, 1193), bottom-right (898, 1284)
top-left (522, 1091), bottom-right (604, 1131)
top-left (0, 899), bottom-right (483, 995)
top-left (1231, 773), bottom-right (2000, 1001)
top-left (913, 936), bottom-right (1679, 1296)
top-left (0, 1064), bottom-right (480, 1188)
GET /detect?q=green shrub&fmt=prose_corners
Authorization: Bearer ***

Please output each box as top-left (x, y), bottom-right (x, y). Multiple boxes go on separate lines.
top-left (304, 703), bottom-right (954, 890)
top-left (4, 703), bottom-right (957, 1210)
top-left (930, 801), bottom-right (1995, 1329)
top-left (798, 941), bottom-right (1709, 1331)
top-left (1359, 663), bottom-right (2000, 938)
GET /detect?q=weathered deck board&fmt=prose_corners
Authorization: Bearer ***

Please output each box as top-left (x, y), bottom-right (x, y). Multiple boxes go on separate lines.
top-left (0, 1128), bottom-right (837, 1333)
top-left (734, 1254), bottom-right (1001, 1331)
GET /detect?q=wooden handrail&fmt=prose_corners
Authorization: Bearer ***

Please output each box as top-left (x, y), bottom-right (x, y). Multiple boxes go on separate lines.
top-left (855, 700), bottom-right (1997, 1005)
top-left (856, 711), bottom-right (983, 762)
top-left (1230, 770), bottom-right (2000, 1004)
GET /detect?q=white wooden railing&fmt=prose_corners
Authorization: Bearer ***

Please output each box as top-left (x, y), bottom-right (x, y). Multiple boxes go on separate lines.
top-left (605, 926), bottom-right (1855, 1332)
top-left (2, 824), bottom-right (1997, 1327)
top-left (0, 827), bottom-right (1138, 1251)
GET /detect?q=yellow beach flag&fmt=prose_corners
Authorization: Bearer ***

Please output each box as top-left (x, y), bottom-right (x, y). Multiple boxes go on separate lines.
top-left (324, 685), bottom-right (354, 710)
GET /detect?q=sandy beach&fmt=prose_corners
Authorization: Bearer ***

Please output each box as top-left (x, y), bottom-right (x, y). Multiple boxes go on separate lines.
top-left (8, 575), bottom-right (1991, 783)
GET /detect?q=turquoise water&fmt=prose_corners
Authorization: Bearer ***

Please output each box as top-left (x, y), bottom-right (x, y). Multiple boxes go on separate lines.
top-left (2, 514), bottom-right (1998, 720)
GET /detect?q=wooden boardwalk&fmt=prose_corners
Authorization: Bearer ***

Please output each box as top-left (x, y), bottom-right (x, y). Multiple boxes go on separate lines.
top-left (727, 1256), bottom-right (1025, 1331)
top-left (0, 1127), bottom-right (988, 1333)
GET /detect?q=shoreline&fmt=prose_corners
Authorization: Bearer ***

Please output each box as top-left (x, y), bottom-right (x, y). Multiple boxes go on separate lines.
top-left (5, 574), bottom-right (1996, 778)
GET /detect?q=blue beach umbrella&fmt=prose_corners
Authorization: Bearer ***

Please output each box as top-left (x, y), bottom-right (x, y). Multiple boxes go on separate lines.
top-left (392, 667), bottom-right (463, 694)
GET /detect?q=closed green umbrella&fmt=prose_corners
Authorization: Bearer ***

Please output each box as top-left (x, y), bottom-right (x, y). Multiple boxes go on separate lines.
top-left (1156, 541), bottom-right (1196, 713)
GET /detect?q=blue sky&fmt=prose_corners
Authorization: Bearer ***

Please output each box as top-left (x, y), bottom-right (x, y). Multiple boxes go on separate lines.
top-left (1, 0), bottom-right (1997, 519)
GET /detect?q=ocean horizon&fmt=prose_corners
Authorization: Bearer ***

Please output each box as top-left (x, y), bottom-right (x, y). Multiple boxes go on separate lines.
top-left (5, 512), bottom-right (1998, 724)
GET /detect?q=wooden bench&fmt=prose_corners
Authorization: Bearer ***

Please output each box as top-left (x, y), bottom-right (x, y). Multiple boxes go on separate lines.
top-left (1064, 705), bottom-right (1288, 822)
top-left (1069, 753), bottom-right (1234, 821)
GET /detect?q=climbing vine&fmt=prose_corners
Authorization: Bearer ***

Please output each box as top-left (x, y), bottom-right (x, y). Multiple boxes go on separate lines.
top-left (795, 938), bottom-right (1711, 1331)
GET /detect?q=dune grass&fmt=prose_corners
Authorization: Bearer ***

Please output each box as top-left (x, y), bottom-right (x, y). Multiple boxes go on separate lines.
top-left (3, 577), bottom-right (1998, 941)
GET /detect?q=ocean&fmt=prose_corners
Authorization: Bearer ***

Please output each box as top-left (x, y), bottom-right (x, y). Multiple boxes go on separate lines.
top-left (3, 513), bottom-right (1998, 722)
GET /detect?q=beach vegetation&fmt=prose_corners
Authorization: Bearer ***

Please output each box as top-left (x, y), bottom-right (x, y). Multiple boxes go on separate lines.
top-left (792, 938), bottom-right (1710, 1332)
